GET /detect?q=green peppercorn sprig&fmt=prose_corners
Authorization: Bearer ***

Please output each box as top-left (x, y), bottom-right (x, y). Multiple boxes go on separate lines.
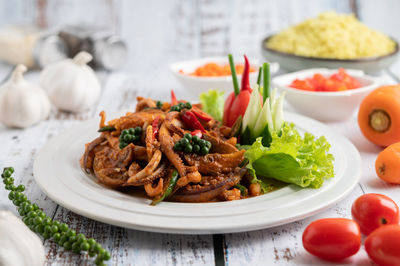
top-left (156, 101), bottom-right (163, 109)
top-left (1, 167), bottom-right (111, 266)
top-left (170, 102), bottom-right (192, 112)
top-left (173, 133), bottom-right (211, 155)
top-left (119, 127), bottom-right (142, 149)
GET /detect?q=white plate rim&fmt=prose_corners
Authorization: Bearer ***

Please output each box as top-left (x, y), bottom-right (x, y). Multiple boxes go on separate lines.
top-left (33, 112), bottom-right (361, 234)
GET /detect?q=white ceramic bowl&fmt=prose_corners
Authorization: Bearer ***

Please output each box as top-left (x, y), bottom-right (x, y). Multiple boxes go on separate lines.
top-left (170, 56), bottom-right (279, 96)
top-left (272, 68), bottom-right (380, 122)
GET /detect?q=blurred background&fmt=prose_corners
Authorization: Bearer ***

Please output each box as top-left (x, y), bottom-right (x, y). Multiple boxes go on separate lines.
top-left (1, 0), bottom-right (399, 72)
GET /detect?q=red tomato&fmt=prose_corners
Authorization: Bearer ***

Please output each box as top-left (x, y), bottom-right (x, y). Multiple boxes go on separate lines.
top-left (302, 218), bottom-right (361, 261)
top-left (365, 225), bottom-right (400, 266)
top-left (351, 193), bottom-right (399, 235)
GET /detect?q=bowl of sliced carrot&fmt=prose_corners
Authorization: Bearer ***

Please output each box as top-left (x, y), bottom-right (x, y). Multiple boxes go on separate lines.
top-left (273, 68), bottom-right (380, 122)
top-left (170, 56), bottom-right (279, 95)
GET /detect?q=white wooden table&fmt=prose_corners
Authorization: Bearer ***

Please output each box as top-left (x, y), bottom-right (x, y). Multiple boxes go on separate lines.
top-left (1, 0), bottom-right (400, 265)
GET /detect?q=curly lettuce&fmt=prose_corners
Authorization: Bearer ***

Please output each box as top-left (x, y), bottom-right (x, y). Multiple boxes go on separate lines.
top-left (199, 89), bottom-right (224, 121)
top-left (245, 123), bottom-right (334, 190)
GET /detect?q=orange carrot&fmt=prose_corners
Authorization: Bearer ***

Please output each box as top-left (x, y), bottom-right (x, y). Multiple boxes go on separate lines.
top-left (358, 85), bottom-right (400, 147)
top-left (180, 63), bottom-right (255, 77)
top-left (375, 142), bottom-right (400, 184)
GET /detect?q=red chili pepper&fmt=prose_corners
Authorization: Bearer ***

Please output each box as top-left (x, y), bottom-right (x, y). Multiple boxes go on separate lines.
top-left (152, 116), bottom-right (160, 139)
top-left (190, 130), bottom-right (203, 138)
top-left (192, 107), bottom-right (212, 122)
top-left (180, 110), bottom-right (205, 132)
top-left (223, 55), bottom-right (252, 127)
top-left (171, 90), bottom-right (178, 105)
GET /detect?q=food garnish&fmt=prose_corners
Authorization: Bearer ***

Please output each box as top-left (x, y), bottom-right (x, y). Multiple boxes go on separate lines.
top-left (119, 127), bottom-right (142, 149)
top-left (223, 54), bottom-right (253, 127)
top-left (266, 11), bottom-right (396, 59)
top-left (199, 90), bottom-right (224, 122)
top-left (179, 62), bottom-right (255, 77)
top-left (289, 68), bottom-right (361, 92)
top-left (1, 167), bottom-right (110, 266)
top-left (358, 85), bottom-right (400, 146)
top-left (174, 133), bottom-right (212, 155)
top-left (375, 142), bottom-right (400, 184)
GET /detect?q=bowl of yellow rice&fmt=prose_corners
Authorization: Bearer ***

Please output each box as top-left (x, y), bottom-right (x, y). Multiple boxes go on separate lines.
top-left (262, 12), bottom-right (398, 73)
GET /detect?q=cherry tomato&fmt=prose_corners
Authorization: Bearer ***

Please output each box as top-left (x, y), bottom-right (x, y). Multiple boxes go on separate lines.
top-left (365, 225), bottom-right (400, 266)
top-left (302, 218), bottom-right (361, 261)
top-left (351, 193), bottom-right (399, 235)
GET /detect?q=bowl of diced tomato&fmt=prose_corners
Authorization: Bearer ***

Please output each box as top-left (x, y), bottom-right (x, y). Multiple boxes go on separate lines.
top-left (170, 56), bottom-right (279, 95)
top-left (273, 68), bottom-right (379, 121)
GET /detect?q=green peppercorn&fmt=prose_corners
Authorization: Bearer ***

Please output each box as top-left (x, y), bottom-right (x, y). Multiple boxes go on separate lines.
top-left (22, 216), bottom-right (30, 225)
top-left (123, 134), bottom-right (132, 143)
top-left (24, 204), bottom-right (34, 213)
top-left (63, 241), bottom-right (72, 250)
top-left (185, 102), bottom-right (192, 109)
top-left (180, 138), bottom-right (189, 146)
top-left (42, 217), bottom-right (52, 226)
top-left (51, 224), bottom-right (59, 234)
top-left (28, 211), bottom-right (37, 219)
top-left (184, 133), bottom-right (192, 141)
top-left (119, 142), bottom-right (126, 149)
top-left (59, 235), bottom-right (69, 245)
top-left (17, 184), bottom-right (25, 192)
top-left (72, 241), bottom-right (81, 254)
top-left (53, 220), bottom-right (60, 227)
top-left (35, 224), bottom-right (44, 234)
top-left (3, 169), bottom-right (12, 178)
top-left (122, 129), bottom-right (129, 135)
top-left (102, 251), bottom-right (111, 261)
top-left (128, 128), bottom-right (135, 135)
top-left (80, 241), bottom-right (90, 251)
top-left (60, 223), bottom-right (68, 232)
top-left (200, 146), bottom-right (209, 155)
top-left (77, 233), bottom-right (86, 243)
top-left (32, 203), bottom-right (39, 211)
top-left (8, 191), bottom-right (15, 200)
top-left (173, 143), bottom-right (181, 151)
top-left (67, 229), bottom-right (76, 238)
top-left (179, 102), bottom-right (185, 108)
top-left (156, 101), bottom-right (163, 108)
top-left (43, 231), bottom-right (51, 240)
top-left (135, 126), bottom-right (142, 134)
top-left (94, 257), bottom-right (104, 266)
top-left (184, 144), bottom-right (193, 154)
top-left (53, 232), bottom-right (61, 242)
top-left (34, 216), bottom-right (43, 225)
top-left (93, 243), bottom-right (102, 253)
top-left (193, 145), bottom-right (200, 153)
top-left (192, 135), bottom-right (200, 143)
top-left (88, 238), bottom-right (96, 247)
top-left (206, 141), bottom-right (212, 148)
top-left (89, 251), bottom-right (96, 257)
top-left (199, 139), bottom-right (206, 147)
top-left (18, 207), bottom-right (26, 216)
top-left (12, 199), bottom-right (21, 206)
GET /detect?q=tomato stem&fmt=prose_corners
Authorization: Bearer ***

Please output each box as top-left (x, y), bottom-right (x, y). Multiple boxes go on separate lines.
top-left (369, 109), bottom-right (391, 132)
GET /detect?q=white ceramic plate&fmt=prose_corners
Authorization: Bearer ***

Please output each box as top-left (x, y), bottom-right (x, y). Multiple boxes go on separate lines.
top-left (33, 112), bottom-right (361, 234)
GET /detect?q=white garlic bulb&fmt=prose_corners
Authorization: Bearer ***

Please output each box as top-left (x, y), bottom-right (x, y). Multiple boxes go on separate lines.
top-left (0, 64), bottom-right (51, 128)
top-left (0, 211), bottom-right (45, 266)
top-left (40, 51), bottom-right (101, 113)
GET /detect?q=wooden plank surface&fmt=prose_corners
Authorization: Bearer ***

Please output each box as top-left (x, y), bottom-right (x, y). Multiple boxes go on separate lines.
top-left (0, 1), bottom-right (400, 265)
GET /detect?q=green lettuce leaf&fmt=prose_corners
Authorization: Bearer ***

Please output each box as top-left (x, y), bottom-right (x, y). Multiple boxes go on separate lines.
top-left (199, 89), bottom-right (225, 121)
top-left (245, 123), bottom-right (334, 189)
